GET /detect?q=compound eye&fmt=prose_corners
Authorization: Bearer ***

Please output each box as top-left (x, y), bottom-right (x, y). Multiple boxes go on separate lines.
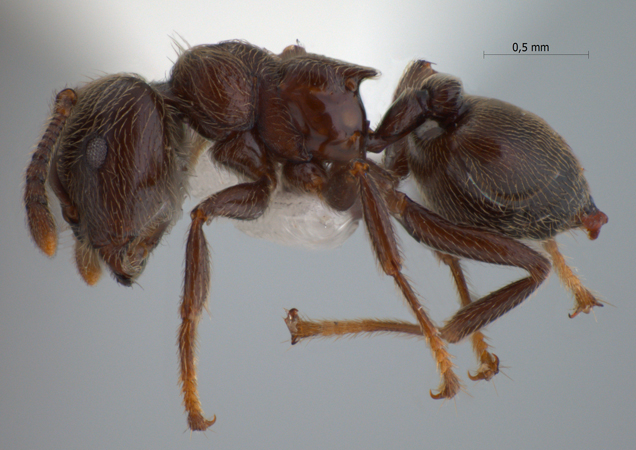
top-left (85, 135), bottom-right (108, 169)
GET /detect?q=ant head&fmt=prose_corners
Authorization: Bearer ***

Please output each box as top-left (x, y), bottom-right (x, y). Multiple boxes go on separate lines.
top-left (46, 76), bottom-right (189, 285)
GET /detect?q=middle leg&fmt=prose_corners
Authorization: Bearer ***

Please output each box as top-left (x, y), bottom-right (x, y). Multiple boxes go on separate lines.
top-left (282, 253), bottom-right (500, 383)
top-left (284, 158), bottom-right (462, 399)
top-left (282, 253), bottom-right (499, 384)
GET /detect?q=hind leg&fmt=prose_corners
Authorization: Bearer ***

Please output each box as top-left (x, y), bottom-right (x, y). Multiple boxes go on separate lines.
top-left (435, 253), bottom-right (499, 381)
top-left (543, 239), bottom-right (603, 318)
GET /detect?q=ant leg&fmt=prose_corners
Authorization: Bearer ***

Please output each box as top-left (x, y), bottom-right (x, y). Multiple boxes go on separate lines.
top-left (387, 189), bottom-right (551, 344)
top-left (282, 159), bottom-right (460, 397)
top-left (284, 308), bottom-right (422, 344)
top-left (351, 160), bottom-right (462, 399)
top-left (435, 253), bottom-right (499, 382)
top-left (179, 130), bottom-right (276, 431)
top-left (282, 255), bottom-right (499, 382)
top-left (543, 239), bottom-right (603, 318)
top-left (282, 162), bottom-right (420, 341)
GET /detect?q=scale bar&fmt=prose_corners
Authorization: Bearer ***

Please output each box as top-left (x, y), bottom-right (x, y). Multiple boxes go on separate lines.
top-left (483, 51), bottom-right (589, 59)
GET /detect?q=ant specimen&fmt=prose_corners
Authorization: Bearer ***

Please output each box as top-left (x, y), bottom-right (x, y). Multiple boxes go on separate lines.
top-left (24, 41), bottom-right (606, 432)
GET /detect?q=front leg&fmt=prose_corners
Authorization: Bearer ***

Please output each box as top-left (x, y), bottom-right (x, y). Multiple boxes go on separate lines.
top-left (179, 130), bottom-right (277, 431)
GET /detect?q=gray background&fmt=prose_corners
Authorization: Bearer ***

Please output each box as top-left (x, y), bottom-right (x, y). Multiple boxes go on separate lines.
top-left (1, 1), bottom-right (634, 449)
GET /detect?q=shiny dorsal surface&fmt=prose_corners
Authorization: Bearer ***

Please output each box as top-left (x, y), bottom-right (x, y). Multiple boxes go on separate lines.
top-left (276, 48), bottom-right (378, 162)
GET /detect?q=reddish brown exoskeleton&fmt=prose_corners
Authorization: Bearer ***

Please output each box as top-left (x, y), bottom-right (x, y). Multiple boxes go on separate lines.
top-left (285, 60), bottom-right (607, 383)
top-left (24, 42), bottom-right (607, 432)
